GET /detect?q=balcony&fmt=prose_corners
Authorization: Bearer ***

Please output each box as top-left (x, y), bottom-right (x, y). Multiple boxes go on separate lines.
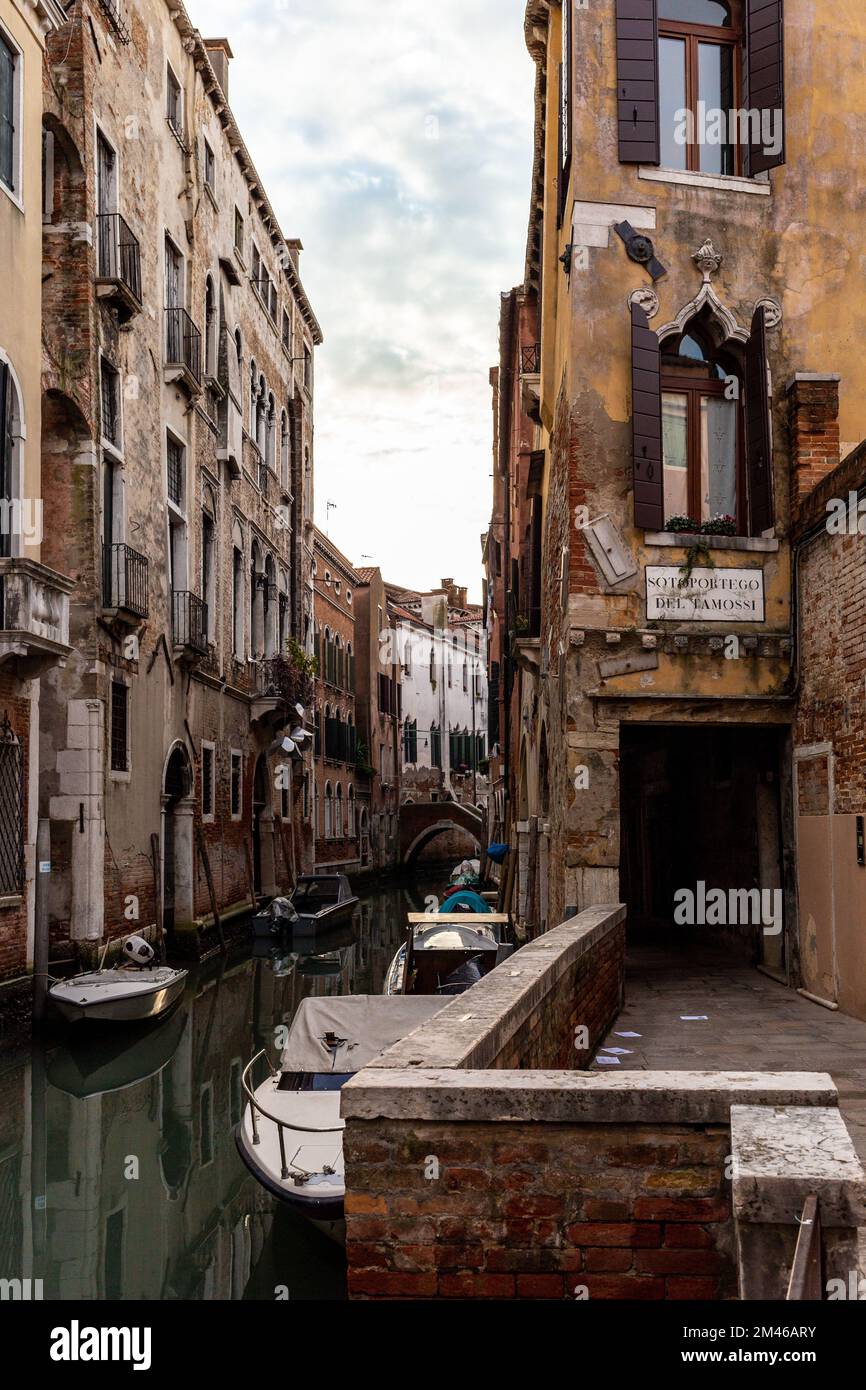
top-left (102, 544), bottom-right (149, 624)
top-left (164, 308), bottom-right (202, 395)
top-left (171, 590), bottom-right (208, 658)
top-left (95, 213), bottom-right (142, 321)
top-left (0, 558), bottom-right (74, 678)
top-left (520, 342), bottom-right (541, 423)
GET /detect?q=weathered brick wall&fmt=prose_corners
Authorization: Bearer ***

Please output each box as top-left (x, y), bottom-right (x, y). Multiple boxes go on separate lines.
top-left (345, 1119), bottom-right (735, 1300)
top-left (0, 678), bottom-right (31, 981)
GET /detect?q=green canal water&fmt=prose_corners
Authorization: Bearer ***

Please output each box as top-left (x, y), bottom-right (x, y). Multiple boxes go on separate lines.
top-left (0, 875), bottom-right (443, 1302)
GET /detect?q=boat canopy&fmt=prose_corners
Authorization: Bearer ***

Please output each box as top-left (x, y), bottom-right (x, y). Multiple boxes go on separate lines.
top-left (279, 995), bottom-right (447, 1074)
top-left (439, 890), bottom-right (491, 914)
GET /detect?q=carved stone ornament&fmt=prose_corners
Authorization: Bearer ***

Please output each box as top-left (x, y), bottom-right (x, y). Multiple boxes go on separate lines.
top-left (692, 239), bottom-right (723, 283)
top-left (627, 287), bottom-right (660, 319)
top-left (755, 296), bottom-right (782, 329)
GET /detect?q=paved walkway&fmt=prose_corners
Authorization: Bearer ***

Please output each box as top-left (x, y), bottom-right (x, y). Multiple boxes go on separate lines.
top-left (598, 945), bottom-right (866, 1165)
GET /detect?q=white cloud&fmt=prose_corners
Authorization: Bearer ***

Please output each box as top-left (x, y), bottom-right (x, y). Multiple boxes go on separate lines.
top-left (193, 0), bottom-right (534, 599)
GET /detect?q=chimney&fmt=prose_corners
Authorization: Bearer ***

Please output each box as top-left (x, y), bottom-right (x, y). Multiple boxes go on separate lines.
top-left (787, 373), bottom-right (841, 510)
top-left (204, 38), bottom-right (234, 101)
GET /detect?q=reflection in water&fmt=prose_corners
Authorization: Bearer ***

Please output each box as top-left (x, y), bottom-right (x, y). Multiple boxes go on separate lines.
top-left (0, 876), bottom-right (439, 1301)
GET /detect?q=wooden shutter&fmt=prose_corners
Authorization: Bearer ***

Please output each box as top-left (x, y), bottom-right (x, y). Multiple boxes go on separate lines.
top-left (744, 0), bottom-right (785, 175)
top-left (745, 305), bottom-right (774, 535)
top-left (616, 0), bottom-right (659, 165)
top-left (631, 303), bottom-right (663, 530)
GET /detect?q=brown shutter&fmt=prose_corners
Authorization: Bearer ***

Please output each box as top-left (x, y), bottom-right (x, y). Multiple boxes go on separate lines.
top-left (745, 305), bottom-right (774, 535)
top-left (744, 0), bottom-right (785, 175)
top-left (616, 0), bottom-right (659, 165)
top-left (631, 303), bottom-right (663, 530)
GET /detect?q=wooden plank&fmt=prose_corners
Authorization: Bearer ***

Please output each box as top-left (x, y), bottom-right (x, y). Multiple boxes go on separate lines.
top-left (150, 832), bottom-right (165, 963)
top-left (244, 839), bottom-right (258, 913)
top-left (408, 912), bottom-right (510, 925)
top-left (195, 824), bottom-right (226, 954)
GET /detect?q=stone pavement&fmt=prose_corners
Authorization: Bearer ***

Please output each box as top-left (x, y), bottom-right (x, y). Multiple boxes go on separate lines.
top-left (598, 944), bottom-right (866, 1166)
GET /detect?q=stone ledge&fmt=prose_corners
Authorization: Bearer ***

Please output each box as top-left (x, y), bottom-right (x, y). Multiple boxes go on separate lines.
top-left (731, 1104), bottom-right (866, 1227)
top-left (341, 1069), bottom-right (837, 1124)
top-left (364, 903), bottom-right (625, 1071)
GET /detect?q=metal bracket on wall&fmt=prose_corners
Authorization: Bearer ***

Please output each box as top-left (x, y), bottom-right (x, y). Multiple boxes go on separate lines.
top-left (614, 221), bottom-right (667, 282)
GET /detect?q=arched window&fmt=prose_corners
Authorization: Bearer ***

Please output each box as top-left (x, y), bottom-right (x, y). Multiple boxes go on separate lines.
top-left (280, 410), bottom-right (289, 488)
top-left (334, 634), bottom-right (343, 688)
top-left (256, 376), bottom-right (267, 456)
top-left (231, 520), bottom-right (244, 658)
top-left (201, 485), bottom-right (217, 642)
top-left (324, 782), bottom-right (333, 839)
top-left (250, 540), bottom-right (264, 659)
top-left (660, 324), bottom-right (741, 529)
top-left (348, 786), bottom-right (356, 838)
top-left (658, 1), bottom-right (740, 175)
top-left (335, 783), bottom-right (343, 838)
top-left (264, 553), bottom-right (277, 657)
top-left (278, 569), bottom-right (289, 653)
top-left (0, 358), bottom-right (24, 560)
top-left (204, 275), bottom-right (217, 378)
top-left (249, 359), bottom-right (257, 433)
top-left (266, 392), bottom-right (276, 470)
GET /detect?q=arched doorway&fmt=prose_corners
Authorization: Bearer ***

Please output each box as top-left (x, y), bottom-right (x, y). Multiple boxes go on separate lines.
top-left (163, 744), bottom-right (193, 930)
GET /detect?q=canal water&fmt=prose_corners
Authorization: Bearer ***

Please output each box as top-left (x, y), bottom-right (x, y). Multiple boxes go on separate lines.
top-left (0, 874), bottom-right (443, 1302)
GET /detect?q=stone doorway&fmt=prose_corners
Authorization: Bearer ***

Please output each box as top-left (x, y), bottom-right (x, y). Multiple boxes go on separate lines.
top-left (162, 744), bottom-right (193, 931)
top-left (619, 724), bottom-right (788, 970)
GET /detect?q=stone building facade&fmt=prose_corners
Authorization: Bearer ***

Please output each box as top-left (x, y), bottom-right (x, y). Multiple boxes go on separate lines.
top-left (487, 0), bottom-right (866, 987)
top-left (37, 0), bottom-right (320, 961)
top-left (353, 567), bottom-right (401, 874)
top-left (0, 0), bottom-right (71, 984)
top-left (312, 528), bottom-right (361, 873)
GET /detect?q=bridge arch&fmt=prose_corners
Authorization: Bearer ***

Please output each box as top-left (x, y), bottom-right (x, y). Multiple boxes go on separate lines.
top-left (398, 801), bottom-right (484, 867)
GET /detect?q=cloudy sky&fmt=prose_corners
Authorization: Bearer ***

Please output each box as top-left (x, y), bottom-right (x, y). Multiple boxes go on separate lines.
top-left (194, 0), bottom-right (535, 601)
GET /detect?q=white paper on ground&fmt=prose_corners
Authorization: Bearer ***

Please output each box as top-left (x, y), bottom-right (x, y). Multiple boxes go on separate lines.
top-left (614, 1031), bottom-right (642, 1038)
top-left (680, 1015), bottom-right (709, 1021)
top-left (601, 1047), bottom-right (633, 1055)
top-left (594, 1055), bottom-right (621, 1065)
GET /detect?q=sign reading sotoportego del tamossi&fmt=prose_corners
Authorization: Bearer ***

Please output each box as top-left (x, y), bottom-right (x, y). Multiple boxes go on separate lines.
top-left (645, 567), bottom-right (766, 623)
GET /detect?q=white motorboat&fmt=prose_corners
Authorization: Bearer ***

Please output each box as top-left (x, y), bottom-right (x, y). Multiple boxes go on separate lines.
top-left (236, 994), bottom-right (447, 1242)
top-left (49, 936), bottom-right (188, 1024)
top-left (384, 912), bottom-right (511, 996)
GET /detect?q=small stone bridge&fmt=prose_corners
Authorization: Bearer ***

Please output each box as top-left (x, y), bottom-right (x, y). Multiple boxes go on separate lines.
top-left (398, 801), bottom-right (484, 867)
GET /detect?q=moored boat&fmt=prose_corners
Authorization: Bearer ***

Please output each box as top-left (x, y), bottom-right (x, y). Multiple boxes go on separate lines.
top-left (48, 937), bottom-right (188, 1024)
top-left (384, 910), bottom-right (511, 996)
top-left (251, 873), bottom-right (359, 938)
top-left (235, 994), bottom-right (447, 1242)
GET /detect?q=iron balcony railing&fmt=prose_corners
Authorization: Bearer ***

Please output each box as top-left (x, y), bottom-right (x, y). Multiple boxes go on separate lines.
top-left (96, 213), bottom-right (142, 304)
top-left (165, 307), bottom-right (202, 385)
top-left (172, 590), bottom-right (208, 655)
top-left (102, 543), bottom-right (149, 618)
top-left (520, 342), bottom-right (541, 373)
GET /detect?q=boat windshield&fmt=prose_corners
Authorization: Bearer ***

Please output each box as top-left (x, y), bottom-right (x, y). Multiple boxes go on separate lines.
top-left (300, 1073), bottom-right (352, 1092)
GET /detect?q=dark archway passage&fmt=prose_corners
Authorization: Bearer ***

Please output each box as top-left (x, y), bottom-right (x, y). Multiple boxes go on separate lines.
top-left (619, 724), bottom-right (788, 967)
top-left (163, 746), bottom-right (191, 930)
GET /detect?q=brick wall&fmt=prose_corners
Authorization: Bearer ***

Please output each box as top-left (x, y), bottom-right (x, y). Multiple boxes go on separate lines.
top-left (342, 1070), bottom-right (836, 1302)
top-left (345, 1118), bottom-right (735, 1300)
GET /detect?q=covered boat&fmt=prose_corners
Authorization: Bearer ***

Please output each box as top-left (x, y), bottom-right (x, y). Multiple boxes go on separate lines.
top-left (48, 937), bottom-right (188, 1024)
top-left (384, 911), bottom-right (511, 997)
top-left (251, 874), bottom-right (359, 938)
top-left (236, 995), bottom-right (447, 1241)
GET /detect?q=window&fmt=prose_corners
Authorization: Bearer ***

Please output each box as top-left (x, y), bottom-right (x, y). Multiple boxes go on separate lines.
top-left (303, 344), bottom-right (312, 391)
top-left (347, 787), bottom-right (355, 838)
top-left (204, 275), bottom-right (216, 378)
top-left (201, 742), bottom-right (215, 821)
top-left (324, 783), bottom-right (333, 839)
top-left (230, 751), bottom-right (242, 819)
top-left (282, 309), bottom-right (290, 351)
top-left (166, 65), bottom-right (184, 142)
top-left (110, 681), bottom-right (129, 772)
top-left (430, 722), bottom-right (441, 770)
top-left (100, 358), bottom-right (121, 450)
top-left (658, 1), bottom-right (739, 175)
top-left (202, 495), bottom-right (216, 640)
top-left (203, 138), bottom-right (215, 194)
top-left (232, 544), bottom-right (244, 657)
top-left (234, 206), bottom-right (244, 258)
top-left (251, 243), bottom-right (261, 289)
top-left (166, 434), bottom-right (184, 507)
top-left (661, 329), bottom-right (740, 528)
top-left (280, 411), bottom-right (289, 488)
top-left (0, 31), bottom-right (18, 196)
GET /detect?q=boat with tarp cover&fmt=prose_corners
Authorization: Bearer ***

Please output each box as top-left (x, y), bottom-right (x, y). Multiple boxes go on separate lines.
top-left (235, 994), bottom-right (447, 1242)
